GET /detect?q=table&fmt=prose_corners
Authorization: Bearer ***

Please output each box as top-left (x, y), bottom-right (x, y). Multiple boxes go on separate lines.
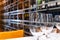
top-left (6, 37), bottom-right (36, 40)
top-left (6, 33), bottom-right (60, 40)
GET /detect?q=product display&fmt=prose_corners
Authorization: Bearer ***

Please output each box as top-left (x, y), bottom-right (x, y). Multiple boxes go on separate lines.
top-left (2, 0), bottom-right (60, 36)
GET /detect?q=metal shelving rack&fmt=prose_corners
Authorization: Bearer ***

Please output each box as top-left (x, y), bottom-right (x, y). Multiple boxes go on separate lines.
top-left (3, 0), bottom-right (60, 36)
top-left (3, 0), bottom-right (25, 31)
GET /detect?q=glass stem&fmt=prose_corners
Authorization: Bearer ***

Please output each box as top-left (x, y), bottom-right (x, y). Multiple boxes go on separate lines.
top-left (37, 36), bottom-right (40, 40)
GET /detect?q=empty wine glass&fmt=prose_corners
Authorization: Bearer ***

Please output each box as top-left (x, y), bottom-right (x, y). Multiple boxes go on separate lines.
top-left (40, 23), bottom-right (54, 38)
top-left (56, 23), bottom-right (60, 30)
top-left (29, 26), bottom-right (43, 40)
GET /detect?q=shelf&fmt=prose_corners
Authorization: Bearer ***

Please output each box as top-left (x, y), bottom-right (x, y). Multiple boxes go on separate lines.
top-left (11, 19), bottom-right (23, 22)
top-left (3, 19), bottom-right (10, 23)
top-left (48, 6), bottom-right (60, 10)
top-left (4, 6), bottom-right (60, 16)
top-left (4, 0), bottom-right (29, 10)
top-left (4, 1), bottom-right (60, 15)
top-left (3, 19), bottom-right (54, 23)
top-left (4, 10), bottom-right (24, 15)
top-left (10, 22), bottom-right (23, 24)
top-left (4, 1), bottom-right (60, 10)
top-left (4, 0), bottom-right (28, 8)
top-left (4, 25), bottom-right (16, 29)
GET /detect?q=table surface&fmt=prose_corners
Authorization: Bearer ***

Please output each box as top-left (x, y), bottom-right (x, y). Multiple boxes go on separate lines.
top-left (6, 33), bottom-right (60, 40)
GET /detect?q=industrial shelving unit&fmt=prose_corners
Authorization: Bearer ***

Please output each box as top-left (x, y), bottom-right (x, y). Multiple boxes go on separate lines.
top-left (4, 0), bottom-right (60, 36)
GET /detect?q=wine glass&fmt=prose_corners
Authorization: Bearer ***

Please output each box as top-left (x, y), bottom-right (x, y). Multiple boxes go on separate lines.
top-left (29, 26), bottom-right (43, 40)
top-left (40, 23), bottom-right (54, 38)
top-left (56, 23), bottom-right (60, 31)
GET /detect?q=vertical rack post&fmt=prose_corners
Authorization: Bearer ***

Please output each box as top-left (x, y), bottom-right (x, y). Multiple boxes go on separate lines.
top-left (4, 0), bottom-right (6, 31)
top-left (22, 0), bottom-right (24, 30)
top-left (9, 0), bottom-right (11, 31)
top-left (16, 0), bottom-right (19, 29)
